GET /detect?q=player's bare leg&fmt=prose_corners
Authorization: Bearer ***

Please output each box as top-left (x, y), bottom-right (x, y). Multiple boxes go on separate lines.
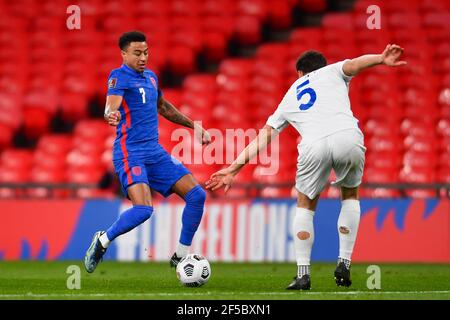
top-left (84, 183), bottom-right (153, 273)
top-left (334, 186), bottom-right (360, 287)
top-left (287, 191), bottom-right (320, 290)
top-left (169, 174), bottom-right (206, 267)
top-left (127, 183), bottom-right (153, 206)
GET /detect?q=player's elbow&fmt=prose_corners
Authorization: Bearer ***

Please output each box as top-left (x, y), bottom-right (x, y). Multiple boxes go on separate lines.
top-left (343, 60), bottom-right (359, 77)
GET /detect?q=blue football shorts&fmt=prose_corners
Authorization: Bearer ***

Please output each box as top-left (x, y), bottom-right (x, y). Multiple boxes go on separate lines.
top-left (114, 150), bottom-right (191, 198)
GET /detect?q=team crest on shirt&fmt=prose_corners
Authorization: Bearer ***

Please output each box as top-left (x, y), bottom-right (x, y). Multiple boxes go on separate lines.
top-left (150, 77), bottom-right (157, 89)
top-left (132, 166), bottom-right (142, 176)
top-left (108, 78), bottom-right (117, 88)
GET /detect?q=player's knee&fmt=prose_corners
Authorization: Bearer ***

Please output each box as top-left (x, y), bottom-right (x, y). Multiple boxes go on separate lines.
top-left (185, 185), bottom-right (206, 207)
top-left (297, 231), bottom-right (311, 240)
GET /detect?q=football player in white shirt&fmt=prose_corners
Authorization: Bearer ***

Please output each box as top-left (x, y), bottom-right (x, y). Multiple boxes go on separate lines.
top-left (206, 44), bottom-right (406, 290)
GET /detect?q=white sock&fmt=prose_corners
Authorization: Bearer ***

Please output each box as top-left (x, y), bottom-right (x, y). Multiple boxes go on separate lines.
top-left (297, 265), bottom-right (310, 278)
top-left (99, 232), bottom-right (110, 248)
top-left (293, 207), bottom-right (315, 266)
top-left (338, 199), bottom-right (361, 260)
top-left (176, 243), bottom-right (189, 258)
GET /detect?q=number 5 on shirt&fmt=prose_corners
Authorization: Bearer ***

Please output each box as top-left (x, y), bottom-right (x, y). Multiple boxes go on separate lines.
top-left (296, 79), bottom-right (317, 111)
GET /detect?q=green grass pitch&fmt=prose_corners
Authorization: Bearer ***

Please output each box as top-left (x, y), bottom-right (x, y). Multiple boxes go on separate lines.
top-left (0, 261), bottom-right (449, 300)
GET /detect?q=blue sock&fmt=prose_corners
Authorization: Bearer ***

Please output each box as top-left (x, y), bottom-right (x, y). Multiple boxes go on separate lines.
top-left (106, 205), bottom-right (153, 241)
top-left (180, 185), bottom-right (206, 246)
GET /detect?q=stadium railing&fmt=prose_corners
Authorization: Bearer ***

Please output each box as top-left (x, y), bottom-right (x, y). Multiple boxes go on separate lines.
top-left (0, 182), bottom-right (449, 199)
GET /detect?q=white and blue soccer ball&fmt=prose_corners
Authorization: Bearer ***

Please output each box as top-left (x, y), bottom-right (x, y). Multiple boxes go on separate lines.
top-left (176, 254), bottom-right (211, 287)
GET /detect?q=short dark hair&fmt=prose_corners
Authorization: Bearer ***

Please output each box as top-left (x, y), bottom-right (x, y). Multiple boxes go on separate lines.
top-left (118, 31), bottom-right (146, 50)
top-left (296, 50), bottom-right (327, 74)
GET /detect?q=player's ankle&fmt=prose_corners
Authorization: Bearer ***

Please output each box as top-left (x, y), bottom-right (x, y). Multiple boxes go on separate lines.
top-left (297, 264), bottom-right (311, 278)
top-left (176, 243), bottom-right (189, 258)
top-left (99, 232), bottom-right (110, 249)
top-left (338, 257), bottom-right (351, 269)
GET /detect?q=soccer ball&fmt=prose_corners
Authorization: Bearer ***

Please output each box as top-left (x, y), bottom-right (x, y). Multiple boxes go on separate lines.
top-left (176, 254), bottom-right (211, 287)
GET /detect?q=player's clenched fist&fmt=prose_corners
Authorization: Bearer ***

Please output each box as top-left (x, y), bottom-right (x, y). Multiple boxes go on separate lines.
top-left (105, 111), bottom-right (121, 126)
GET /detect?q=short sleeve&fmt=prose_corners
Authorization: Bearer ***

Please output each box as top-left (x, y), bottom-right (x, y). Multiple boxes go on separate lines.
top-left (157, 88), bottom-right (163, 100)
top-left (107, 70), bottom-right (128, 96)
top-left (266, 108), bottom-right (289, 133)
top-left (334, 60), bottom-right (353, 83)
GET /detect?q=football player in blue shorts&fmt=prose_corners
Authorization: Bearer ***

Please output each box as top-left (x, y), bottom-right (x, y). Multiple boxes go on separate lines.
top-left (84, 31), bottom-right (211, 273)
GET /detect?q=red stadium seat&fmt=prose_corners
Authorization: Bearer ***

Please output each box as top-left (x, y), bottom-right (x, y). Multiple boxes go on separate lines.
top-left (201, 15), bottom-right (235, 39)
top-left (22, 107), bottom-right (51, 139)
top-left (367, 136), bottom-right (401, 153)
top-left (400, 119), bottom-right (435, 138)
top-left (388, 13), bottom-right (422, 29)
top-left (170, 28), bottom-right (202, 52)
top-left (437, 167), bottom-right (450, 183)
top-left (200, 0), bottom-right (234, 17)
top-left (437, 119), bottom-right (450, 137)
top-left (0, 166), bottom-right (29, 183)
top-left (183, 74), bottom-right (217, 93)
top-left (59, 93), bottom-right (89, 122)
top-left (266, 0), bottom-right (292, 29)
top-left (31, 167), bottom-right (65, 183)
top-left (383, 0), bottom-right (420, 13)
top-left (234, 15), bottom-right (262, 45)
top-left (169, 0), bottom-right (200, 18)
top-left (256, 43), bottom-right (290, 64)
top-left (167, 45), bottom-right (196, 75)
top-left (74, 119), bottom-right (112, 140)
top-left (261, 186), bottom-right (293, 198)
top-left (202, 32), bottom-right (228, 62)
top-left (367, 105), bottom-right (403, 122)
top-left (440, 137), bottom-right (450, 153)
top-left (403, 136), bottom-right (438, 153)
top-left (134, 0), bottom-right (169, 17)
top-left (236, 0), bottom-right (268, 21)
top-left (162, 88), bottom-right (183, 107)
top-left (290, 28), bottom-right (322, 48)
top-left (360, 188), bottom-right (401, 199)
top-left (363, 167), bottom-right (399, 183)
top-left (423, 13), bottom-right (450, 29)
top-left (322, 29), bottom-right (355, 46)
top-left (0, 149), bottom-right (33, 170)
top-left (297, 0), bottom-right (326, 13)
top-left (403, 150), bottom-right (437, 169)
top-left (405, 189), bottom-right (437, 198)
top-left (438, 88), bottom-right (450, 107)
top-left (37, 134), bottom-right (73, 155)
top-left (365, 152), bottom-right (401, 170)
top-left (33, 150), bottom-right (66, 171)
top-left (399, 167), bottom-right (436, 183)
top-left (219, 58), bottom-right (253, 78)
top-left (68, 167), bottom-right (104, 184)
top-left (421, 0), bottom-right (449, 13)
top-left (322, 13), bottom-right (354, 30)
top-left (0, 124), bottom-right (14, 149)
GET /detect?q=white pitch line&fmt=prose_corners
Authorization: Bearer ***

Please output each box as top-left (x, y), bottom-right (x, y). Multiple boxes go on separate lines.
top-left (1, 291), bottom-right (450, 298)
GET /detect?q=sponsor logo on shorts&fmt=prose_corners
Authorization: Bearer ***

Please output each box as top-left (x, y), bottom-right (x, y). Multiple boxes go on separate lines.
top-left (132, 166), bottom-right (142, 176)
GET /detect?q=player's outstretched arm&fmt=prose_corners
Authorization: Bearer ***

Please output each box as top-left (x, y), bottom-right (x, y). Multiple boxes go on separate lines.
top-left (343, 44), bottom-right (407, 77)
top-left (104, 95), bottom-right (123, 126)
top-left (205, 125), bottom-right (278, 193)
top-left (158, 97), bottom-right (211, 145)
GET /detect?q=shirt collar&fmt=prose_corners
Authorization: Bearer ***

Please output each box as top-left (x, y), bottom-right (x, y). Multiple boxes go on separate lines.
top-left (121, 64), bottom-right (145, 77)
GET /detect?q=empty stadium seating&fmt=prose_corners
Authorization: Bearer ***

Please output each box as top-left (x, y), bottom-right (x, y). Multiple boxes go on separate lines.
top-left (0, 0), bottom-right (449, 198)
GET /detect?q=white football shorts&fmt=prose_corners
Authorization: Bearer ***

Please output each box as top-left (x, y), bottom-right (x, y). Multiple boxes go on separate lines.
top-left (295, 128), bottom-right (366, 199)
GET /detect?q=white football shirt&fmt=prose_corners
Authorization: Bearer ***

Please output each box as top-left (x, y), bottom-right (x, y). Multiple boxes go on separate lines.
top-left (266, 60), bottom-right (361, 144)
